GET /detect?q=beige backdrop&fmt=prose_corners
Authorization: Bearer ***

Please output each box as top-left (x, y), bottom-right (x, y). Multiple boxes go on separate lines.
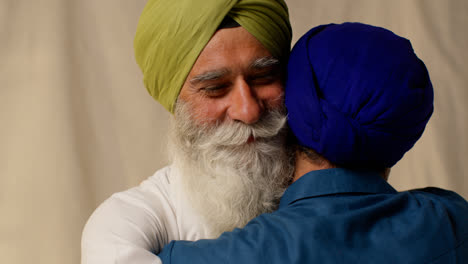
top-left (1, 1), bottom-right (467, 264)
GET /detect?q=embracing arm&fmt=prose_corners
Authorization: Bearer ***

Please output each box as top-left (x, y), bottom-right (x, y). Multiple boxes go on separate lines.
top-left (157, 214), bottom-right (292, 264)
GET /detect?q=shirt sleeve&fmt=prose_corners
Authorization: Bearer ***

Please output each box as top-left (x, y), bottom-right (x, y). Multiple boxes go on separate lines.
top-left (158, 188), bottom-right (468, 264)
top-left (81, 168), bottom-right (178, 264)
top-left (158, 214), bottom-right (289, 264)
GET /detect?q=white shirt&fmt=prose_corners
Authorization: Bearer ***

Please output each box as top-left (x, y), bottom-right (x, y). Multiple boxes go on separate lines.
top-left (81, 166), bottom-right (211, 264)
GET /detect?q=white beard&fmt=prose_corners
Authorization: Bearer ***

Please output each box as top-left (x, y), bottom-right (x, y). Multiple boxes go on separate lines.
top-left (168, 100), bottom-right (294, 238)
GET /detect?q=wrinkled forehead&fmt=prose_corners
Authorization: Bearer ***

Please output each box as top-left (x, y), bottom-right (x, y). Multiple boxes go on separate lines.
top-left (192, 27), bottom-right (277, 71)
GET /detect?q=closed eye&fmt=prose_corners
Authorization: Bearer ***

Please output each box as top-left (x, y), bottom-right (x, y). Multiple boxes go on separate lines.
top-left (247, 70), bottom-right (280, 86)
top-left (247, 56), bottom-right (282, 86)
top-left (200, 84), bottom-right (230, 98)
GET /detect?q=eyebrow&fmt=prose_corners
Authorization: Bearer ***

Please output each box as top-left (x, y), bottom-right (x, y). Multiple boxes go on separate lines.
top-left (188, 56), bottom-right (279, 85)
top-left (189, 69), bottom-right (231, 85)
top-left (249, 56), bottom-right (280, 70)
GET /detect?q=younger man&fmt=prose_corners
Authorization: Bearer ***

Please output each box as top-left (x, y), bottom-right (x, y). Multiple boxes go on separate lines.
top-left (158, 22), bottom-right (468, 264)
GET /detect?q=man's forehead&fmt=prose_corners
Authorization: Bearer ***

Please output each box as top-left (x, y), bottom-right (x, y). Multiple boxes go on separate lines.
top-left (187, 27), bottom-right (275, 75)
top-left (203, 27), bottom-right (271, 57)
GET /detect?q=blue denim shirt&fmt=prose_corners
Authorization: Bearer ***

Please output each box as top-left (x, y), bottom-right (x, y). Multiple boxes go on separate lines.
top-left (159, 168), bottom-right (468, 264)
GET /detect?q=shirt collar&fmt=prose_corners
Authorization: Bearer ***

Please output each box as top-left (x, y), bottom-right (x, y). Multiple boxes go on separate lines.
top-left (280, 168), bottom-right (397, 208)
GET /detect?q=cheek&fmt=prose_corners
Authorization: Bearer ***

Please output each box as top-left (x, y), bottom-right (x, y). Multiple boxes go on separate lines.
top-left (259, 83), bottom-right (284, 109)
top-left (179, 84), bottom-right (229, 124)
top-left (187, 97), bottom-right (229, 124)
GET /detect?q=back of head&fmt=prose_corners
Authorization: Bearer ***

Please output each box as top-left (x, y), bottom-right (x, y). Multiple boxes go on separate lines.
top-left (285, 23), bottom-right (434, 169)
top-left (134, 0), bottom-right (292, 113)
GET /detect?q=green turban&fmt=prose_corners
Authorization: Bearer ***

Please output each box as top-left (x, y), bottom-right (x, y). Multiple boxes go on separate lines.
top-left (134, 0), bottom-right (292, 113)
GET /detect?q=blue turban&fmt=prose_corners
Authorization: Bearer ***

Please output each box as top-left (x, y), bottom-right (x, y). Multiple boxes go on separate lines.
top-left (285, 23), bottom-right (434, 168)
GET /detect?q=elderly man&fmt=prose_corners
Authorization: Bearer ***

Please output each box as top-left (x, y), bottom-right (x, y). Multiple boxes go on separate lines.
top-left (157, 23), bottom-right (468, 264)
top-left (81, 0), bottom-right (293, 263)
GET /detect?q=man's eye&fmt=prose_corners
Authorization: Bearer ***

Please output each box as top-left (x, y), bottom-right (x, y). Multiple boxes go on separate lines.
top-left (249, 74), bottom-right (278, 85)
top-left (200, 85), bottom-right (229, 97)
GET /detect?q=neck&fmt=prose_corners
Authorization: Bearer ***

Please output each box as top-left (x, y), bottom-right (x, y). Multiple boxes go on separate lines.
top-left (293, 151), bottom-right (334, 182)
top-left (293, 151), bottom-right (392, 182)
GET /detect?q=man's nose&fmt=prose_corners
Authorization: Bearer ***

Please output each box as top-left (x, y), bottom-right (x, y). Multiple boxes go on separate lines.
top-left (228, 80), bottom-right (262, 124)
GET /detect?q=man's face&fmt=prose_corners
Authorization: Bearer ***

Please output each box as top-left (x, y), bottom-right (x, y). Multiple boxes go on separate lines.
top-left (178, 26), bottom-right (284, 126)
top-left (170, 26), bottom-right (292, 237)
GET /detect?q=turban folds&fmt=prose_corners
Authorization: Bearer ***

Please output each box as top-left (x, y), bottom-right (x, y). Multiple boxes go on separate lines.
top-left (285, 23), bottom-right (434, 168)
top-left (134, 0), bottom-right (292, 113)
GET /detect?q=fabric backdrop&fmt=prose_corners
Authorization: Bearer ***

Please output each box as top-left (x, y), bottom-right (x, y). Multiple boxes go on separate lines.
top-left (1, 1), bottom-right (467, 264)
